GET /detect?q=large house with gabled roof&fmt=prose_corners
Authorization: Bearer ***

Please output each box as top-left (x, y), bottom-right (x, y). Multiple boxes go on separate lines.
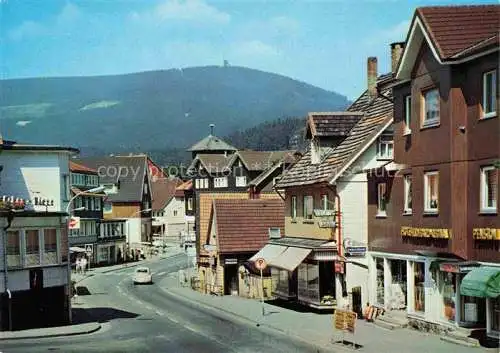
top-left (252, 45), bottom-right (401, 314)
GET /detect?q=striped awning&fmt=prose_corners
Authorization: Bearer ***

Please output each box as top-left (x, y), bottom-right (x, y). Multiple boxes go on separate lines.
top-left (268, 247), bottom-right (312, 272)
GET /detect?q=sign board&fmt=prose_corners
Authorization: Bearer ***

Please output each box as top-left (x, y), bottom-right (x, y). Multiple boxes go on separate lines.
top-left (255, 258), bottom-right (267, 270)
top-left (333, 309), bottom-right (357, 333)
top-left (85, 244), bottom-right (93, 254)
top-left (318, 220), bottom-right (336, 228)
top-left (335, 261), bottom-right (344, 274)
top-left (225, 258), bottom-right (238, 265)
top-left (204, 244), bottom-right (217, 252)
top-left (69, 216), bottom-right (80, 230)
top-left (345, 246), bottom-right (367, 257)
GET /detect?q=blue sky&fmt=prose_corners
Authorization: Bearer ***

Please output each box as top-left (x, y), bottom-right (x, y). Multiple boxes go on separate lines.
top-left (1, 0), bottom-right (495, 100)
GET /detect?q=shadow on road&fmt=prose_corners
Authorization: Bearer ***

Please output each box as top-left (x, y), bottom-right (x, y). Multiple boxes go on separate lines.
top-left (72, 307), bottom-right (139, 324)
top-left (265, 298), bottom-right (333, 315)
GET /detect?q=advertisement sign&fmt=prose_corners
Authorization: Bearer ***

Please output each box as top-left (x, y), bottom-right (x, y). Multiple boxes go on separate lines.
top-left (69, 216), bottom-right (80, 230)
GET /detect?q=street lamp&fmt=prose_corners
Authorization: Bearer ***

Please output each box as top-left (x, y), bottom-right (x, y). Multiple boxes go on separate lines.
top-left (65, 186), bottom-right (105, 214)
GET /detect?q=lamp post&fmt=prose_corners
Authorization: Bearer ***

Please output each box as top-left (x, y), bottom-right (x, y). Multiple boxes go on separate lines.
top-left (65, 186), bottom-right (104, 324)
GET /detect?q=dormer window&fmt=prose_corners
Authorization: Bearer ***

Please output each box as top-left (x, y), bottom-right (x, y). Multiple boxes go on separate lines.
top-left (311, 139), bottom-right (320, 165)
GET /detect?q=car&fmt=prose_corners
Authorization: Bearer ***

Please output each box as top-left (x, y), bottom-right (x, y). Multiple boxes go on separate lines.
top-left (133, 267), bottom-right (153, 284)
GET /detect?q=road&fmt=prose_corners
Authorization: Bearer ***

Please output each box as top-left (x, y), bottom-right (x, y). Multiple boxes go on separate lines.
top-left (1, 253), bottom-right (323, 353)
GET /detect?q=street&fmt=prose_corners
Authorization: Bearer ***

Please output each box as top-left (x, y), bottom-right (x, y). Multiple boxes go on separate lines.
top-left (0, 253), bottom-right (323, 353)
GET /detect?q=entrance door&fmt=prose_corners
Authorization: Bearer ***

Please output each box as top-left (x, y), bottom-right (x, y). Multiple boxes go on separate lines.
top-left (224, 265), bottom-right (238, 295)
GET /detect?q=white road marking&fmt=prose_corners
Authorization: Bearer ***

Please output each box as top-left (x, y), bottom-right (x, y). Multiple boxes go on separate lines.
top-left (156, 271), bottom-right (166, 276)
top-left (184, 325), bottom-right (199, 333)
top-left (170, 318), bottom-right (179, 323)
top-left (156, 310), bottom-right (164, 316)
top-left (145, 305), bottom-right (153, 310)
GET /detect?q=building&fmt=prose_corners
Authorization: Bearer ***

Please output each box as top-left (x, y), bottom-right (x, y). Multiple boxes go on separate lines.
top-left (265, 47), bottom-right (400, 312)
top-left (0, 139), bottom-right (78, 330)
top-left (202, 198), bottom-right (284, 296)
top-left (367, 5), bottom-right (499, 340)
top-left (175, 180), bottom-right (195, 247)
top-left (77, 155), bottom-right (153, 259)
top-left (68, 161), bottom-right (106, 265)
top-left (151, 177), bottom-right (183, 246)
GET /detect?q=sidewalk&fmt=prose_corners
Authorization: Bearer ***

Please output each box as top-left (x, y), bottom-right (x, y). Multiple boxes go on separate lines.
top-left (0, 322), bottom-right (101, 341)
top-left (159, 273), bottom-right (496, 353)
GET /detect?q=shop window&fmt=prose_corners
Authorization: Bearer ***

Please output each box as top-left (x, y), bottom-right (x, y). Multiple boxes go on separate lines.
top-left (6, 230), bottom-right (21, 268)
top-left (480, 166), bottom-right (498, 212)
top-left (482, 70), bottom-right (497, 119)
top-left (376, 258), bottom-right (385, 305)
top-left (303, 195), bottom-right (313, 220)
top-left (390, 260), bottom-right (407, 309)
top-left (492, 297), bottom-right (500, 332)
top-left (43, 228), bottom-right (58, 265)
top-left (461, 295), bottom-right (486, 325)
top-left (422, 88), bottom-right (440, 127)
top-left (441, 272), bottom-right (456, 323)
top-left (413, 262), bottom-right (425, 313)
top-left (424, 171), bottom-right (439, 213)
top-left (25, 229), bottom-right (41, 267)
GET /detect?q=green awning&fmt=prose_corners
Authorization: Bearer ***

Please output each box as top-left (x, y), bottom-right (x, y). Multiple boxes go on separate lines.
top-left (460, 266), bottom-right (500, 298)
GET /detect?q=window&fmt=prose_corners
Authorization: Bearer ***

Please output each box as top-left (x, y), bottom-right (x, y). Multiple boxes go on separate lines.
top-left (480, 166), bottom-right (498, 212)
top-left (235, 176), bottom-right (247, 187)
top-left (482, 70), bottom-right (497, 118)
top-left (424, 171), bottom-right (439, 213)
top-left (377, 183), bottom-right (387, 216)
top-left (321, 194), bottom-right (329, 210)
top-left (6, 230), bottom-right (21, 268)
top-left (214, 177), bottom-right (228, 188)
top-left (377, 134), bottom-right (393, 160)
top-left (196, 178), bottom-right (209, 189)
top-left (173, 210), bottom-right (178, 216)
top-left (404, 175), bottom-right (412, 214)
top-left (422, 88), bottom-right (440, 126)
top-left (43, 229), bottom-right (58, 265)
top-left (103, 201), bottom-right (112, 213)
top-left (303, 195), bottom-right (313, 220)
top-left (187, 197), bottom-right (193, 211)
top-left (95, 198), bottom-right (101, 210)
top-left (25, 229), bottom-right (41, 266)
top-left (413, 262), bottom-right (426, 313)
top-left (291, 196), bottom-right (297, 219)
top-left (404, 95), bottom-right (411, 134)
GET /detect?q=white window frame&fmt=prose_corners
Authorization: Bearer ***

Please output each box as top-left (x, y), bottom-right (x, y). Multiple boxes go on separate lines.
top-left (321, 194), bottom-right (329, 210)
top-left (291, 196), bottom-right (297, 219)
top-left (214, 177), bottom-right (228, 188)
top-left (482, 70), bottom-right (497, 119)
top-left (404, 175), bottom-right (412, 214)
top-left (377, 134), bottom-right (393, 160)
top-left (424, 171), bottom-right (439, 213)
top-left (404, 95), bottom-right (412, 134)
top-left (235, 176), bottom-right (247, 187)
top-left (377, 183), bottom-right (387, 216)
top-left (422, 88), bottom-right (440, 127)
top-left (480, 166), bottom-right (498, 213)
top-left (303, 195), bottom-right (313, 220)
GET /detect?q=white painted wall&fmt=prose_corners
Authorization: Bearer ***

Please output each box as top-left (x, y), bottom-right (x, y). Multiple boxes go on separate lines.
top-left (0, 150), bottom-right (72, 212)
top-left (127, 218), bottom-right (142, 245)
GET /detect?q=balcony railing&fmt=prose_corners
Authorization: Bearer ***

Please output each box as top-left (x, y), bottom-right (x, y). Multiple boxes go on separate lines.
top-left (7, 254), bottom-right (21, 268)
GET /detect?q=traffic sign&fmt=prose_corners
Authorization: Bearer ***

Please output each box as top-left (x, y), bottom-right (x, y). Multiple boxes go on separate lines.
top-left (255, 258), bottom-right (267, 270)
top-left (85, 244), bottom-right (93, 254)
top-left (69, 216), bottom-right (80, 230)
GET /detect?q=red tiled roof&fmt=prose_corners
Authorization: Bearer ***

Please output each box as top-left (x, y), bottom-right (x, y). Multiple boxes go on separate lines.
top-left (69, 161), bottom-right (97, 174)
top-left (151, 177), bottom-right (182, 211)
top-left (211, 199), bottom-right (284, 254)
top-left (417, 5), bottom-right (500, 59)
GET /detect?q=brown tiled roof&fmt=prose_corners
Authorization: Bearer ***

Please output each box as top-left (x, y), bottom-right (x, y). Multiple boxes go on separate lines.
top-left (189, 154), bottom-right (232, 174)
top-left (151, 177), bottom-right (183, 211)
top-left (417, 5), bottom-right (500, 60)
top-left (211, 199), bottom-right (285, 254)
top-left (307, 112), bottom-right (364, 138)
top-left (236, 150), bottom-right (297, 171)
top-left (69, 161), bottom-right (97, 174)
top-left (174, 180), bottom-right (192, 197)
top-left (277, 76), bottom-right (395, 188)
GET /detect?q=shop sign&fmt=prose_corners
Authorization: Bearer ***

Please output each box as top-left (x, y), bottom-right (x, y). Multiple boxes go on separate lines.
top-left (401, 226), bottom-right (451, 239)
top-left (440, 263), bottom-right (459, 273)
top-left (69, 216), bottom-right (80, 230)
top-left (318, 220), bottom-right (336, 228)
top-left (472, 228), bottom-right (500, 240)
top-left (225, 258), bottom-right (238, 265)
top-left (314, 209), bottom-right (335, 217)
top-left (345, 247), bottom-right (367, 257)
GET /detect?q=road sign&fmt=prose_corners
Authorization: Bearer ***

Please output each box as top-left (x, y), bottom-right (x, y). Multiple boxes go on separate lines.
top-left (69, 216), bottom-right (80, 230)
top-left (255, 258), bottom-right (267, 270)
top-left (85, 244), bottom-right (93, 254)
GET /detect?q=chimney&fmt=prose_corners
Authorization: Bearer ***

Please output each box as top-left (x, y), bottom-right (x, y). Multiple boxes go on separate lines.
top-left (209, 123), bottom-right (215, 135)
top-left (367, 57), bottom-right (378, 100)
top-left (390, 42), bottom-right (405, 73)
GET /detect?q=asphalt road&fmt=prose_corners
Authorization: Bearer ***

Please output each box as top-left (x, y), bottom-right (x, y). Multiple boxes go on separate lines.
top-left (1, 253), bottom-right (323, 353)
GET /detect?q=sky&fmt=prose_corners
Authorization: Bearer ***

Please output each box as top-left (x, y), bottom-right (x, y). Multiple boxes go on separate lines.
top-left (1, 0), bottom-right (496, 100)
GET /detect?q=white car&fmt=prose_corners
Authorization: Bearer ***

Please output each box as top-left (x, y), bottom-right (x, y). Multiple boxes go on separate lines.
top-left (133, 267), bottom-right (153, 284)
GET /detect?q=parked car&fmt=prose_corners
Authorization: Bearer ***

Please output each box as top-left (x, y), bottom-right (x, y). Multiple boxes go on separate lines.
top-left (133, 267), bottom-right (153, 284)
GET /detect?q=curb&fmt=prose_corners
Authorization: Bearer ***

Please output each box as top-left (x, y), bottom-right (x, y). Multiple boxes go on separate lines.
top-left (159, 275), bottom-right (340, 353)
top-left (0, 323), bottom-right (102, 341)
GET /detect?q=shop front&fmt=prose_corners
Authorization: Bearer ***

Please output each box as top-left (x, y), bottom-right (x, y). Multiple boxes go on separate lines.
top-left (460, 265), bottom-right (500, 339)
top-left (251, 237), bottom-right (338, 309)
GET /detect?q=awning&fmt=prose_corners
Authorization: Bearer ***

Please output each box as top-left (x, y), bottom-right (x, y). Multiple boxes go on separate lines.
top-left (268, 247), bottom-right (312, 272)
top-left (249, 244), bottom-right (287, 262)
top-left (70, 246), bottom-right (86, 253)
top-left (460, 266), bottom-right (500, 298)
